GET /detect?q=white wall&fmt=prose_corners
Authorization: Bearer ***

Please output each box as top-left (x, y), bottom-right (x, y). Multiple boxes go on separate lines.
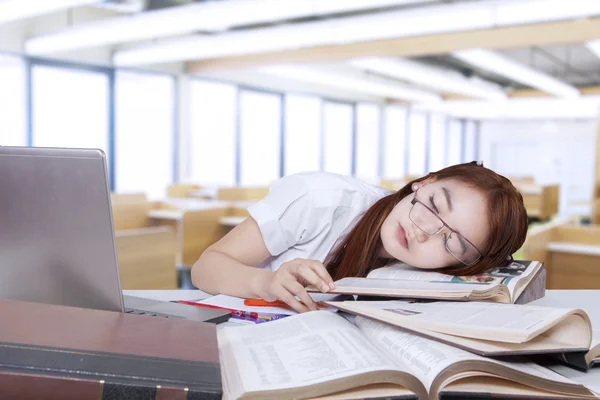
top-left (480, 120), bottom-right (597, 217)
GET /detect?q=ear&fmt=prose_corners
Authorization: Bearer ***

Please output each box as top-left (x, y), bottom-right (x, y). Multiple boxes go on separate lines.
top-left (411, 176), bottom-right (437, 192)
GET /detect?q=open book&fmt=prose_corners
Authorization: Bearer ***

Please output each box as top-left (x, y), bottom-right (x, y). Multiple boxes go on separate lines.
top-left (218, 311), bottom-right (596, 400)
top-left (547, 330), bottom-right (600, 371)
top-left (311, 260), bottom-right (544, 304)
top-left (325, 299), bottom-right (593, 356)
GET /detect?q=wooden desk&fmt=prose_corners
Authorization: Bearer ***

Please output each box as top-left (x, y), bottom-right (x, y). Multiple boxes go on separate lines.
top-left (188, 188), bottom-right (218, 200)
top-left (523, 224), bottom-right (600, 290)
top-left (545, 242), bottom-right (600, 289)
top-left (115, 227), bottom-right (177, 289)
top-left (148, 205), bottom-right (229, 267)
top-left (220, 216), bottom-right (246, 227)
top-left (514, 183), bottom-right (559, 220)
top-left (111, 193), bottom-right (178, 289)
top-left (216, 186), bottom-right (269, 202)
top-left (148, 209), bottom-right (182, 220)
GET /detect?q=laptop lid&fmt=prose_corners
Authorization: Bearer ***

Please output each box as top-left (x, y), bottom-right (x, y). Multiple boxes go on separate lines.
top-left (0, 146), bottom-right (124, 312)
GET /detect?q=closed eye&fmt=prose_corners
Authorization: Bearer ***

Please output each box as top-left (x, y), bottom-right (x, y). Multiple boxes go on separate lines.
top-left (457, 234), bottom-right (468, 255)
top-left (429, 195), bottom-right (439, 214)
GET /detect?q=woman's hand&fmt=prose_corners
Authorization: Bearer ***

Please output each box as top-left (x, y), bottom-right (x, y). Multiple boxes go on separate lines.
top-left (255, 259), bottom-right (336, 313)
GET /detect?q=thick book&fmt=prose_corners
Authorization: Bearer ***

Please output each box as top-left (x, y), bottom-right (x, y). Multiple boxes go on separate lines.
top-left (310, 260), bottom-right (545, 304)
top-left (0, 299), bottom-right (222, 400)
top-left (218, 310), bottom-right (597, 400)
top-left (544, 330), bottom-right (600, 371)
top-left (325, 299), bottom-right (593, 357)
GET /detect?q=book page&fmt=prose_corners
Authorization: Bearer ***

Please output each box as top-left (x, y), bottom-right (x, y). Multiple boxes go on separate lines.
top-left (351, 300), bottom-right (575, 341)
top-left (354, 316), bottom-right (479, 391)
top-left (367, 261), bottom-right (539, 301)
top-left (355, 317), bottom-right (582, 393)
top-left (367, 263), bottom-right (456, 282)
top-left (335, 277), bottom-right (495, 294)
top-left (544, 361), bottom-right (600, 395)
top-left (218, 311), bottom-right (406, 395)
top-left (591, 330), bottom-right (600, 349)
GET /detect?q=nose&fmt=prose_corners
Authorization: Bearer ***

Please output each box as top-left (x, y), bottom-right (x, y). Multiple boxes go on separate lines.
top-left (410, 224), bottom-right (429, 244)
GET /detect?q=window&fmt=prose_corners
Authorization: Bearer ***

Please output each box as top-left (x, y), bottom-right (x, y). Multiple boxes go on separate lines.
top-left (31, 64), bottom-right (109, 153)
top-left (0, 54), bottom-right (26, 146)
top-left (447, 119), bottom-right (463, 166)
top-left (407, 112), bottom-right (427, 176)
top-left (284, 94), bottom-right (321, 175)
top-left (323, 101), bottom-right (353, 175)
top-left (189, 80), bottom-right (237, 186)
top-left (115, 71), bottom-right (174, 199)
top-left (428, 113), bottom-right (446, 173)
top-left (239, 90), bottom-right (281, 186)
top-left (355, 103), bottom-right (381, 183)
top-left (382, 105), bottom-right (407, 178)
top-left (464, 120), bottom-right (478, 162)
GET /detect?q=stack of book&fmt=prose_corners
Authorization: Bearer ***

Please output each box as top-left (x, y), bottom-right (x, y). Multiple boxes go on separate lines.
top-left (218, 260), bottom-right (600, 399)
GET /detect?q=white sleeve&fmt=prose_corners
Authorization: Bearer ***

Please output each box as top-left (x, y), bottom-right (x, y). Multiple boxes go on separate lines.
top-left (247, 174), bottom-right (320, 256)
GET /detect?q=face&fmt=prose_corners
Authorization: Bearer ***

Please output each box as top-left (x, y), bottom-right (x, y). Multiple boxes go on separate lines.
top-left (379, 178), bottom-right (489, 270)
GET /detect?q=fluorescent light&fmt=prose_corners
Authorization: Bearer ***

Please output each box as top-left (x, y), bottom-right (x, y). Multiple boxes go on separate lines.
top-left (493, 0), bottom-right (600, 26)
top-left (26, 0), bottom-right (426, 55)
top-left (349, 57), bottom-right (507, 101)
top-left (259, 65), bottom-right (440, 103)
top-left (113, 0), bottom-right (600, 66)
top-left (586, 40), bottom-right (600, 60)
top-left (0, 0), bottom-right (98, 25)
top-left (413, 96), bottom-right (600, 120)
top-left (452, 49), bottom-right (580, 99)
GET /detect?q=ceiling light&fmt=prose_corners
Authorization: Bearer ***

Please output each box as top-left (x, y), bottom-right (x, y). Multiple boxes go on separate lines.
top-left (112, 0), bottom-right (600, 66)
top-left (349, 57), bottom-right (507, 101)
top-left (452, 49), bottom-right (580, 99)
top-left (413, 96), bottom-right (600, 120)
top-left (259, 65), bottom-right (440, 103)
top-left (26, 0), bottom-right (427, 55)
top-left (0, 0), bottom-right (98, 25)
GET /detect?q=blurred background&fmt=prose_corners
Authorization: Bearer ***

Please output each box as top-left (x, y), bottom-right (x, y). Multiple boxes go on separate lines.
top-left (1, 0), bottom-right (599, 290)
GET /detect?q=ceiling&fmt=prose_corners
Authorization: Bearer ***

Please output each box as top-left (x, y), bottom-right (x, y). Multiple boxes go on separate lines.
top-left (2, 0), bottom-right (600, 114)
top-left (415, 44), bottom-right (600, 89)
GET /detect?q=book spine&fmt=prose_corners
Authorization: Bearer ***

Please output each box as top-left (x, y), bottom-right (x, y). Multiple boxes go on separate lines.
top-left (0, 370), bottom-right (221, 400)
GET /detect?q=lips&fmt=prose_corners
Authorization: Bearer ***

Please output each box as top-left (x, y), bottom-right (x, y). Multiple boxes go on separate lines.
top-left (397, 224), bottom-right (409, 249)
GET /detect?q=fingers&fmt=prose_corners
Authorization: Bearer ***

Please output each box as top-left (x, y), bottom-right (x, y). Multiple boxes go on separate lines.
top-left (304, 260), bottom-right (336, 290)
top-left (282, 280), bottom-right (317, 312)
top-left (274, 284), bottom-right (310, 313)
top-left (294, 264), bottom-right (330, 293)
top-left (296, 260), bottom-right (335, 293)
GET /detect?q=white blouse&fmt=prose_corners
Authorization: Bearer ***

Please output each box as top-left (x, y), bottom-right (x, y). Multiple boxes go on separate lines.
top-left (247, 171), bottom-right (392, 272)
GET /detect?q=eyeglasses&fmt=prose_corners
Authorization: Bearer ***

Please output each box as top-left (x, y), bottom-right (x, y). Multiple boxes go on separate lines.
top-left (409, 194), bottom-right (483, 266)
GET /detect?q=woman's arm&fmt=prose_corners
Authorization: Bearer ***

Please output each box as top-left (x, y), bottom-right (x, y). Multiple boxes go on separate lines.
top-left (191, 217), bottom-right (272, 298)
top-left (191, 217), bottom-right (334, 312)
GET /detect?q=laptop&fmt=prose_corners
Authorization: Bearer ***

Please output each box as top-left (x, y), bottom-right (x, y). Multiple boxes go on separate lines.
top-left (0, 146), bottom-right (230, 324)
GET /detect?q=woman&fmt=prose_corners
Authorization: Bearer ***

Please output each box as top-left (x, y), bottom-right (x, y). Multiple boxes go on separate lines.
top-left (191, 161), bottom-right (528, 313)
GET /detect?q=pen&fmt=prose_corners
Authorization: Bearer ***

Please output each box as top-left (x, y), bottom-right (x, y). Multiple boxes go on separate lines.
top-left (244, 298), bottom-right (328, 309)
top-left (230, 314), bottom-right (266, 324)
top-left (176, 300), bottom-right (237, 313)
top-left (175, 300), bottom-right (289, 321)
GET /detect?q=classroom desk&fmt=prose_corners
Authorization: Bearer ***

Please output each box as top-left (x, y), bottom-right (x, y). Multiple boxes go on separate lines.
top-left (220, 216), bottom-right (246, 227)
top-left (124, 289), bottom-right (600, 394)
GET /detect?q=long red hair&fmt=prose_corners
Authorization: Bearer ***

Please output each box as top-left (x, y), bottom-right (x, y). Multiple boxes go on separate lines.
top-left (324, 162), bottom-right (528, 280)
